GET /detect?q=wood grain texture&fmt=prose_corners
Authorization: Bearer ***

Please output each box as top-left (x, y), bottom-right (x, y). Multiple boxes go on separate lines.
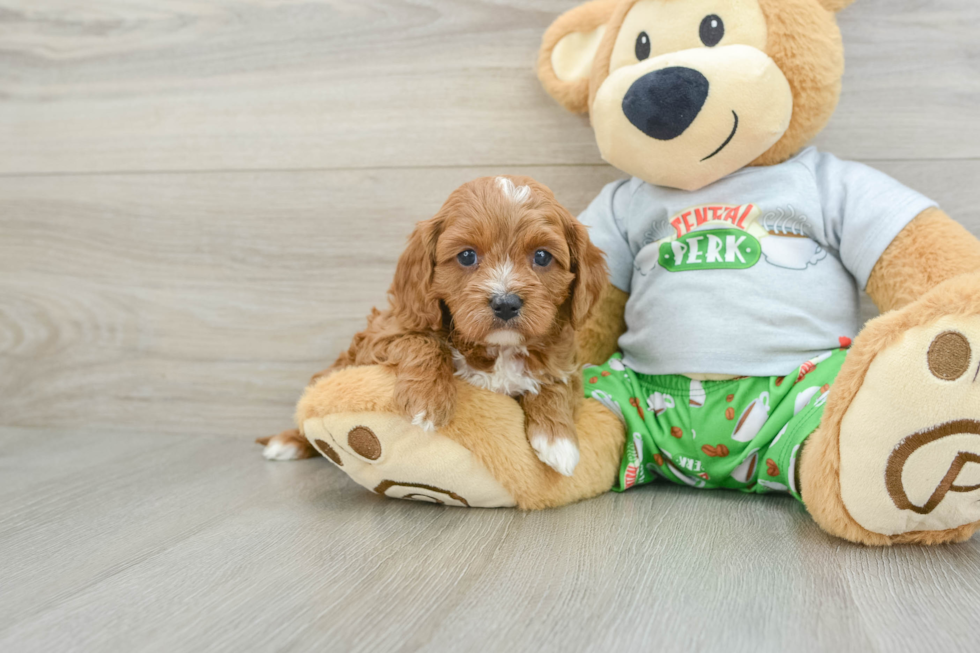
top-left (1, 428), bottom-right (979, 653)
top-left (2, 162), bottom-right (978, 435)
top-left (2, 0), bottom-right (980, 650)
top-left (0, 0), bottom-right (979, 174)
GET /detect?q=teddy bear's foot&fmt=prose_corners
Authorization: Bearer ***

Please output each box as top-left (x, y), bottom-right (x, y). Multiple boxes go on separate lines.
top-left (803, 274), bottom-right (980, 545)
top-left (837, 316), bottom-right (980, 539)
top-left (293, 366), bottom-right (626, 510)
top-left (303, 412), bottom-right (517, 508)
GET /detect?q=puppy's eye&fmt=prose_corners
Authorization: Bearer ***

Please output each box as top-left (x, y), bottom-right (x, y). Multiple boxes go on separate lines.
top-left (699, 15), bottom-right (724, 47)
top-left (533, 250), bottom-right (553, 267)
top-left (635, 32), bottom-right (651, 61)
top-left (457, 249), bottom-right (478, 267)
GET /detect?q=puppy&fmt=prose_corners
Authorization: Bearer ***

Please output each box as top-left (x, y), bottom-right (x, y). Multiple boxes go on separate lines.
top-left (260, 176), bottom-right (607, 476)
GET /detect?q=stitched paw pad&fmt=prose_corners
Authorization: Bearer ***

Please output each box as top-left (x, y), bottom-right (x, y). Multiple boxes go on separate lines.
top-left (303, 412), bottom-right (517, 508)
top-left (839, 316), bottom-right (980, 536)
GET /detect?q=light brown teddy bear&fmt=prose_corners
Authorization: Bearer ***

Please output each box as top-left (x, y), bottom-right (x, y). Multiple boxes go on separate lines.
top-left (268, 0), bottom-right (980, 546)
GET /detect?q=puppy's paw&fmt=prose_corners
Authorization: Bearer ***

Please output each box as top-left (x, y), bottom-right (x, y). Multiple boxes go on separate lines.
top-left (411, 411), bottom-right (437, 432)
top-left (258, 429), bottom-right (317, 461)
top-left (395, 379), bottom-right (457, 431)
top-left (529, 432), bottom-right (580, 477)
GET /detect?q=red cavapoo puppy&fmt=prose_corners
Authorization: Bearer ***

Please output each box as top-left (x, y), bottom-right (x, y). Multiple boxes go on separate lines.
top-left (260, 175), bottom-right (607, 476)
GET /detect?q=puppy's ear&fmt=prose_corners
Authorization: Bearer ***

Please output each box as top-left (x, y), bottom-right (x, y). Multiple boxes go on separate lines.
top-left (389, 217), bottom-right (444, 332)
top-left (561, 207), bottom-right (609, 329)
top-left (538, 0), bottom-right (618, 114)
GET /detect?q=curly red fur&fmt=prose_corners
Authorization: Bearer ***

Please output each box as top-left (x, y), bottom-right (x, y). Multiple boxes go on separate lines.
top-left (267, 176), bottom-right (608, 458)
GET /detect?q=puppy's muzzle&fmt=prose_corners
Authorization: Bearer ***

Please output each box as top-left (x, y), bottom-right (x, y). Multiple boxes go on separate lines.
top-left (490, 294), bottom-right (523, 322)
top-left (622, 66), bottom-right (709, 141)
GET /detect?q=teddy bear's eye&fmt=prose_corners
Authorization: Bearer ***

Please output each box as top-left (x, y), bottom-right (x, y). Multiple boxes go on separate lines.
top-left (635, 32), bottom-right (651, 61)
top-left (699, 15), bottom-right (724, 47)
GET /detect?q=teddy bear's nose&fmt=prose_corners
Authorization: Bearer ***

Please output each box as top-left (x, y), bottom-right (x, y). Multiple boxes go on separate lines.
top-left (622, 67), bottom-right (710, 141)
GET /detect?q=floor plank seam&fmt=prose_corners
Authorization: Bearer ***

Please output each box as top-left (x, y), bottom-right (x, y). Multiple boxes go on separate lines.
top-left (1, 157), bottom-right (978, 179)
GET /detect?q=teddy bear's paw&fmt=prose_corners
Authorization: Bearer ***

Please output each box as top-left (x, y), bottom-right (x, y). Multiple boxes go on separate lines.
top-left (839, 315), bottom-right (980, 537)
top-left (303, 412), bottom-right (517, 508)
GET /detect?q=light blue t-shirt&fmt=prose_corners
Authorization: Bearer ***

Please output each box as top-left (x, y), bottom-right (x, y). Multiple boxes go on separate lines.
top-left (580, 148), bottom-right (936, 377)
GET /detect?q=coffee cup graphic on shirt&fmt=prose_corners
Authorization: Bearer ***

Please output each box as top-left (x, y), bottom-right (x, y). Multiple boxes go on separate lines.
top-left (634, 243), bottom-right (661, 276)
top-left (634, 220), bottom-right (678, 276)
top-left (759, 206), bottom-right (828, 270)
top-left (761, 232), bottom-right (827, 270)
top-left (732, 392), bottom-right (770, 442)
top-left (647, 392), bottom-right (675, 416)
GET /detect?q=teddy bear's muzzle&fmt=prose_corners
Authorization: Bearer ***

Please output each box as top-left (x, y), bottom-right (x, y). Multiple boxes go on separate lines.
top-left (592, 44), bottom-right (793, 192)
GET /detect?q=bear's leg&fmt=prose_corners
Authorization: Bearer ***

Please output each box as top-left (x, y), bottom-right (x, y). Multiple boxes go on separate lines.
top-left (294, 366), bottom-right (626, 509)
top-left (800, 273), bottom-right (980, 545)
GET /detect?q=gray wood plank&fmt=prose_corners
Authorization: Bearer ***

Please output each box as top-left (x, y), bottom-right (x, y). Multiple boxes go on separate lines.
top-left (3, 1), bottom-right (980, 649)
top-left (0, 428), bottom-right (978, 653)
top-left (0, 0), bottom-right (978, 175)
top-left (2, 162), bottom-right (977, 435)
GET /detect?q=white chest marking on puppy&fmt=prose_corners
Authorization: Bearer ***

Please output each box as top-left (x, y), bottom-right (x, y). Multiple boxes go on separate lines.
top-left (496, 177), bottom-right (531, 205)
top-left (452, 346), bottom-right (541, 397)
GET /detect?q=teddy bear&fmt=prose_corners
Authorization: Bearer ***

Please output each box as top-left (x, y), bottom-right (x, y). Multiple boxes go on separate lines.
top-left (273, 0), bottom-right (980, 546)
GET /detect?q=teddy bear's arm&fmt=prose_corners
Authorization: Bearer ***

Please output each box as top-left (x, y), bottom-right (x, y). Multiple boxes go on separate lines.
top-left (575, 281), bottom-right (629, 365)
top-left (866, 208), bottom-right (980, 313)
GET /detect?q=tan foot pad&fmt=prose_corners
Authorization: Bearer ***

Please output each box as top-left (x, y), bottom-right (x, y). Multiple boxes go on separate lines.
top-left (840, 317), bottom-right (980, 535)
top-left (304, 412), bottom-right (517, 508)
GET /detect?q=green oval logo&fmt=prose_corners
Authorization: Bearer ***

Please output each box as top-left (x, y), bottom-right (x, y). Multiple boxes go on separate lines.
top-left (659, 228), bottom-right (761, 272)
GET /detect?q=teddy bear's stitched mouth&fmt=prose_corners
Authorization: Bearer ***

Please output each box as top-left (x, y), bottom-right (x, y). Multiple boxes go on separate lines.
top-left (701, 110), bottom-right (739, 162)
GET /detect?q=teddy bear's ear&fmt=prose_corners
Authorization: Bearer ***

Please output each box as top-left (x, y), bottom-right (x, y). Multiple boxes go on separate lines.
top-left (537, 0), bottom-right (619, 114)
top-left (818, 0), bottom-right (857, 11)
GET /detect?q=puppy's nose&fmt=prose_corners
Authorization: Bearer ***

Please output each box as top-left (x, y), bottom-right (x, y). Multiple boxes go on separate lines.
top-left (490, 294), bottom-right (523, 321)
top-left (622, 67), bottom-right (709, 141)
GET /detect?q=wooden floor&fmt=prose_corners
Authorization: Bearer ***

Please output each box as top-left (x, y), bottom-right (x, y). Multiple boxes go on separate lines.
top-left (2, 1), bottom-right (980, 651)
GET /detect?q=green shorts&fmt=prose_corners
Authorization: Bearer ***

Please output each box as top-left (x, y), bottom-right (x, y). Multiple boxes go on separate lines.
top-left (584, 349), bottom-right (849, 502)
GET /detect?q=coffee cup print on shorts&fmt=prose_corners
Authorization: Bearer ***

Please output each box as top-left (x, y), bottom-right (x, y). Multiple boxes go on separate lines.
top-left (794, 384), bottom-right (831, 415)
top-left (624, 432), bottom-right (646, 489)
top-left (732, 392), bottom-right (771, 442)
top-left (647, 392), bottom-right (675, 416)
top-left (591, 389), bottom-right (625, 423)
top-left (730, 449), bottom-right (760, 483)
top-left (689, 379), bottom-right (706, 408)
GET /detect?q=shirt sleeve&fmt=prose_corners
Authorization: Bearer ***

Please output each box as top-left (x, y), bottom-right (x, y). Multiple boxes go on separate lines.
top-left (805, 150), bottom-right (937, 289)
top-left (578, 179), bottom-right (635, 293)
